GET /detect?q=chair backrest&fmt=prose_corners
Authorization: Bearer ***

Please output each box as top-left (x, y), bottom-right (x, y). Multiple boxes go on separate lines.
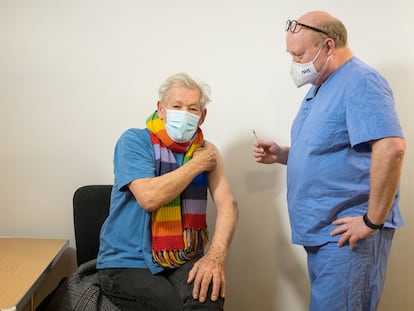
top-left (73, 185), bottom-right (112, 266)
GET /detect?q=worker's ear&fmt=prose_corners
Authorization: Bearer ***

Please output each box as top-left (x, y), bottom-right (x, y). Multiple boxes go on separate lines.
top-left (325, 38), bottom-right (335, 56)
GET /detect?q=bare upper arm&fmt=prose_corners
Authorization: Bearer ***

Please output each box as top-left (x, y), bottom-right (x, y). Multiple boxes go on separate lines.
top-left (206, 143), bottom-right (237, 209)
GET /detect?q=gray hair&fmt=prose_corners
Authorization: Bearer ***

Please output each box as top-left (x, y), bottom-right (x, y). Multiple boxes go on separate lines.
top-left (318, 17), bottom-right (348, 48)
top-left (158, 72), bottom-right (211, 110)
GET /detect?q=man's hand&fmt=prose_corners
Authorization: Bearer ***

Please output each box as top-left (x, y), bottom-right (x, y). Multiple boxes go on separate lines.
top-left (330, 216), bottom-right (376, 249)
top-left (253, 140), bottom-right (289, 165)
top-left (192, 141), bottom-right (217, 172)
top-left (187, 248), bottom-right (226, 303)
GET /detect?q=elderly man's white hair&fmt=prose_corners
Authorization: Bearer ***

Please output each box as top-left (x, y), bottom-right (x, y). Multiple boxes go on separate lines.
top-left (158, 73), bottom-right (211, 110)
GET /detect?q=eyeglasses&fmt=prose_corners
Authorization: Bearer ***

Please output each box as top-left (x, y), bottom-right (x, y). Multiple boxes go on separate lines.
top-left (285, 20), bottom-right (329, 36)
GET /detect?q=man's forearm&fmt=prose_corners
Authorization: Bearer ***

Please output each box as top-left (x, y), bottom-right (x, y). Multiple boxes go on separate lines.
top-left (207, 200), bottom-right (239, 261)
top-left (367, 137), bottom-right (405, 224)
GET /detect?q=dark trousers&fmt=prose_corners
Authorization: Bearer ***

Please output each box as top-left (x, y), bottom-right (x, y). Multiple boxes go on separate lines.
top-left (97, 257), bottom-right (224, 311)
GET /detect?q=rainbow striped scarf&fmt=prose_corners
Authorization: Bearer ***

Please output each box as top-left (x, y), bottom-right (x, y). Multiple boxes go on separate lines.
top-left (146, 111), bottom-right (209, 268)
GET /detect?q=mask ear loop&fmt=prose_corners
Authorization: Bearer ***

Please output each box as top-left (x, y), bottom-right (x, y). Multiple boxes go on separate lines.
top-left (312, 44), bottom-right (324, 63)
top-left (314, 40), bottom-right (331, 74)
top-left (320, 38), bottom-right (333, 72)
top-left (311, 47), bottom-right (331, 92)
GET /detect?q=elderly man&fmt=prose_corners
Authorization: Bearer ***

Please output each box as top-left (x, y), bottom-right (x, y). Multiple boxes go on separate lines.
top-left (97, 72), bottom-right (238, 311)
top-left (253, 11), bottom-right (405, 310)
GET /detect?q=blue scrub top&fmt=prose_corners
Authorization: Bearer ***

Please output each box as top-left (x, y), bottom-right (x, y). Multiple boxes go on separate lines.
top-left (287, 57), bottom-right (404, 246)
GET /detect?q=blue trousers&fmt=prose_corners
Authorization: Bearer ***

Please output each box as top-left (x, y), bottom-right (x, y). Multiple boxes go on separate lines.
top-left (305, 228), bottom-right (394, 311)
top-left (97, 257), bottom-right (224, 311)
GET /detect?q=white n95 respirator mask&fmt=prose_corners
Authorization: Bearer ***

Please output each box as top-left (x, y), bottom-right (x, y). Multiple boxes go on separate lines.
top-left (290, 46), bottom-right (324, 88)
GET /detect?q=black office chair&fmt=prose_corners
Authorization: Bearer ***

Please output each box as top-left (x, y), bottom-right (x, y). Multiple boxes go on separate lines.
top-left (37, 185), bottom-right (115, 310)
top-left (73, 185), bottom-right (112, 266)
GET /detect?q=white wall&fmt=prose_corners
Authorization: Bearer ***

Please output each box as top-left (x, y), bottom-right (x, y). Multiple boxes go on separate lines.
top-left (1, 1), bottom-right (413, 310)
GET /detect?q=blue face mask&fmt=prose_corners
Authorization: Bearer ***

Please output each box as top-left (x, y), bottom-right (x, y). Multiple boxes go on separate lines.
top-left (165, 109), bottom-right (201, 143)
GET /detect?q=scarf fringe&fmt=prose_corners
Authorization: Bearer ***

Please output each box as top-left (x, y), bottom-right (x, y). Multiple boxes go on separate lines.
top-left (153, 228), bottom-right (209, 268)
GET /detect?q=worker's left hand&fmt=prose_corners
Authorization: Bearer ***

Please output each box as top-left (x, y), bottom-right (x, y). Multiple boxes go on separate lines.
top-left (330, 216), bottom-right (376, 249)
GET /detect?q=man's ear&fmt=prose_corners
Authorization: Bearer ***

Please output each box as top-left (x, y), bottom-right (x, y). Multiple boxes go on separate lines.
top-left (157, 101), bottom-right (166, 120)
top-left (199, 109), bottom-right (207, 126)
top-left (325, 38), bottom-right (335, 56)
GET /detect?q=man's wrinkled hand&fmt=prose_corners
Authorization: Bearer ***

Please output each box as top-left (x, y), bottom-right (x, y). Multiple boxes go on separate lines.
top-left (192, 142), bottom-right (217, 172)
top-left (187, 251), bottom-right (226, 303)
